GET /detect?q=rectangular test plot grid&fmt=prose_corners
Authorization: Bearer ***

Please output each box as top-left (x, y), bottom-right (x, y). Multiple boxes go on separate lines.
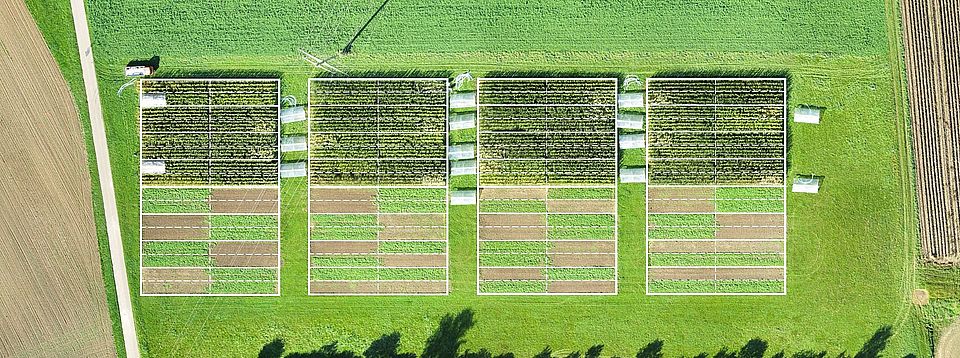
top-left (307, 78), bottom-right (450, 295)
top-left (645, 78), bottom-right (787, 295)
top-left (139, 78), bottom-right (281, 296)
top-left (476, 78), bottom-right (619, 295)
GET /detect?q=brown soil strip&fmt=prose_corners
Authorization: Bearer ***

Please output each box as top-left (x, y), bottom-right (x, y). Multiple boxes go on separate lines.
top-left (480, 268), bottom-right (545, 280)
top-left (716, 227), bottom-right (784, 239)
top-left (0, 2), bottom-right (116, 354)
top-left (379, 227), bottom-right (446, 240)
top-left (141, 268), bottom-right (210, 282)
top-left (648, 187), bottom-right (715, 200)
top-left (547, 200), bottom-right (615, 213)
top-left (142, 215), bottom-right (207, 227)
top-left (142, 282), bottom-right (210, 295)
top-left (549, 241), bottom-right (615, 254)
top-left (309, 281), bottom-right (379, 294)
top-left (210, 188), bottom-right (279, 213)
top-left (715, 267), bottom-right (784, 280)
top-left (647, 200), bottom-right (714, 213)
top-left (311, 200), bottom-right (377, 214)
top-left (212, 255), bottom-right (278, 267)
top-left (480, 188), bottom-right (546, 200)
top-left (378, 281), bottom-right (447, 294)
top-left (715, 240), bottom-right (784, 253)
top-left (547, 281), bottom-right (615, 293)
top-left (310, 188), bottom-right (377, 201)
top-left (479, 214), bottom-right (545, 227)
top-left (141, 227), bottom-right (209, 240)
top-left (310, 241), bottom-right (378, 254)
top-left (379, 214), bottom-right (445, 227)
top-left (549, 254), bottom-right (615, 267)
top-left (479, 227), bottom-right (547, 240)
top-left (716, 214), bottom-right (783, 227)
top-left (380, 254), bottom-right (446, 267)
top-left (648, 267), bottom-right (715, 280)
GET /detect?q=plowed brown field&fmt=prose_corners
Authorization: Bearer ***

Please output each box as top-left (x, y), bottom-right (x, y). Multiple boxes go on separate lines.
top-left (0, 0), bottom-right (116, 356)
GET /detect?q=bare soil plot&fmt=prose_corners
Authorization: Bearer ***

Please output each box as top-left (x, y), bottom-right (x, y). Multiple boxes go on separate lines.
top-left (901, 0), bottom-right (960, 261)
top-left (479, 227), bottom-right (547, 240)
top-left (0, 1), bottom-right (116, 354)
top-left (379, 227), bottom-right (446, 240)
top-left (479, 214), bottom-right (545, 227)
top-left (310, 241), bottom-right (378, 254)
top-left (548, 281), bottom-right (616, 294)
top-left (716, 227), bottom-right (784, 239)
top-left (648, 187), bottom-right (715, 200)
top-left (647, 200), bottom-right (714, 213)
top-left (547, 199), bottom-right (616, 213)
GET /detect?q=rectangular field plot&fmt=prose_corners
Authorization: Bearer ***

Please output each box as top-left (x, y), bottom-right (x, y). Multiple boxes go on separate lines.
top-left (307, 78), bottom-right (449, 295)
top-left (139, 79), bottom-right (281, 296)
top-left (645, 78), bottom-right (786, 295)
top-left (476, 78), bottom-right (618, 295)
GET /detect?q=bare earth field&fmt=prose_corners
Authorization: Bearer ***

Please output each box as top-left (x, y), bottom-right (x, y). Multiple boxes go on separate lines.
top-left (0, 0), bottom-right (116, 356)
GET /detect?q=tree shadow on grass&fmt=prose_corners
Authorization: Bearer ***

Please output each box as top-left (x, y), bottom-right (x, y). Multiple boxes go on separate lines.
top-left (422, 309), bottom-right (476, 358)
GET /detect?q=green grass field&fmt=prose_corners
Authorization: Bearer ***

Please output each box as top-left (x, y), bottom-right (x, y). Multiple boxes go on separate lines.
top-left (27, 0), bottom-right (933, 356)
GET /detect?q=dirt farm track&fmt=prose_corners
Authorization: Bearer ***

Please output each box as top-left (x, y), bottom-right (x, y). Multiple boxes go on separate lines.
top-left (0, 0), bottom-right (116, 356)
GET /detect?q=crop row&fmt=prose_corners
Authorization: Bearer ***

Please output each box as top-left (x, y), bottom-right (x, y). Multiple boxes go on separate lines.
top-left (647, 79), bottom-right (783, 93)
top-left (478, 80), bottom-right (616, 105)
top-left (547, 188), bottom-right (616, 199)
top-left (142, 107), bottom-right (278, 133)
top-left (310, 133), bottom-right (445, 159)
top-left (478, 106), bottom-right (616, 132)
top-left (142, 133), bottom-right (277, 160)
top-left (310, 80), bottom-right (446, 106)
top-left (309, 267), bottom-right (445, 281)
top-left (648, 279), bottom-right (783, 294)
top-left (479, 133), bottom-right (615, 159)
top-left (142, 160), bottom-right (278, 185)
top-left (647, 159), bottom-right (783, 185)
top-left (648, 134), bottom-right (783, 159)
top-left (310, 106), bottom-right (445, 132)
top-left (646, 106), bottom-right (784, 131)
top-left (479, 160), bottom-right (617, 185)
top-left (142, 80), bottom-right (277, 106)
top-left (648, 253), bottom-right (784, 266)
top-left (309, 159), bottom-right (446, 186)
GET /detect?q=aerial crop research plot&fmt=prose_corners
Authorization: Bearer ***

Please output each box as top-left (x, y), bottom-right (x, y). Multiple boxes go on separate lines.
top-left (645, 78), bottom-right (787, 295)
top-left (138, 79), bottom-right (281, 296)
top-left (307, 78), bottom-right (450, 295)
top-left (476, 78), bottom-right (618, 295)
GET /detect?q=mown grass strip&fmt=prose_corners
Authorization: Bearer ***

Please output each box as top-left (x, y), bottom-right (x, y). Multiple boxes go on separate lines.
top-left (547, 227), bottom-right (615, 240)
top-left (716, 200), bottom-right (784, 213)
top-left (547, 188), bottom-right (615, 200)
top-left (379, 268), bottom-right (445, 280)
top-left (480, 280), bottom-right (547, 293)
top-left (479, 200), bottom-right (547, 213)
top-left (648, 214), bottom-right (716, 227)
top-left (206, 268), bottom-right (277, 281)
top-left (142, 255), bottom-right (211, 267)
top-left (479, 254), bottom-right (549, 267)
top-left (310, 227), bottom-right (380, 240)
top-left (715, 187), bottom-right (783, 200)
top-left (210, 215), bottom-right (277, 227)
top-left (311, 214), bottom-right (378, 227)
top-left (142, 241), bottom-right (209, 255)
top-left (480, 241), bottom-right (547, 253)
top-left (310, 268), bottom-right (378, 280)
top-left (545, 268), bottom-right (615, 280)
top-left (648, 227), bottom-right (715, 239)
top-left (548, 214), bottom-right (615, 227)
top-left (208, 281), bottom-right (276, 294)
top-left (648, 280), bottom-right (717, 293)
top-left (210, 227), bottom-right (277, 240)
top-left (716, 279), bottom-right (784, 293)
top-left (311, 256), bottom-right (380, 267)
top-left (379, 241), bottom-right (446, 254)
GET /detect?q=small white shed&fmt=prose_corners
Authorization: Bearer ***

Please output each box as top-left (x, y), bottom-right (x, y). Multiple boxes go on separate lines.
top-left (792, 176), bottom-right (820, 193)
top-left (280, 136), bottom-right (307, 152)
top-left (620, 167), bottom-right (647, 183)
top-left (281, 106), bottom-right (307, 124)
top-left (794, 107), bottom-right (821, 124)
top-left (141, 160), bottom-right (166, 175)
top-left (448, 144), bottom-right (475, 160)
top-left (451, 159), bottom-right (477, 176)
top-left (450, 113), bottom-right (476, 130)
top-left (280, 162), bottom-right (306, 178)
top-left (618, 92), bottom-right (644, 109)
top-left (450, 92), bottom-right (476, 109)
top-left (140, 93), bottom-right (167, 108)
top-left (619, 134), bottom-right (646, 149)
top-left (450, 190), bottom-right (477, 205)
top-left (617, 113), bottom-right (645, 129)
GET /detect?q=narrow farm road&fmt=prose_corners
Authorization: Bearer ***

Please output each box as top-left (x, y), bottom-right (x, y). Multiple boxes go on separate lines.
top-left (69, 0), bottom-right (141, 357)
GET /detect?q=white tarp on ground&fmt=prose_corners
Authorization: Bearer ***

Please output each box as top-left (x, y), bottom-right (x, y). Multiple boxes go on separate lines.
top-left (448, 144), bottom-right (475, 160)
top-left (617, 113), bottom-right (645, 129)
top-left (620, 167), bottom-right (647, 183)
top-left (280, 136), bottom-right (307, 152)
top-left (281, 106), bottom-right (307, 123)
top-left (618, 92), bottom-right (644, 108)
top-left (450, 92), bottom-right (476, 109)
top-left (450, 113), bottom-right (476, 130)
top-left (794, 107), bottom-right (821, 124)
top-left (619, 134), bottom-right (646, 149)
top-left (141, 160), bottom-right (166, 174)
top-left (792, 176), bottom-right (820, 193)
top-left (280, 162), bottom-right (306, 178)
top-left (451, 159), bottom-right (477, 176)
top-left (140, 93), bottom-right (166, 108)
top-left (450, 190), bottom-right (477, 205)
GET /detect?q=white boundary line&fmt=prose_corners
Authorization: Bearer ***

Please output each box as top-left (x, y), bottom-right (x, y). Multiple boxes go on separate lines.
top-left (139, 78), bottom-right (281, 297)
top-left (475, 78), bottom-right (619, 295)
top-left (644, 78), bottom-right (788, 296)
top-left (306, 78), bottom-right (451, 296)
